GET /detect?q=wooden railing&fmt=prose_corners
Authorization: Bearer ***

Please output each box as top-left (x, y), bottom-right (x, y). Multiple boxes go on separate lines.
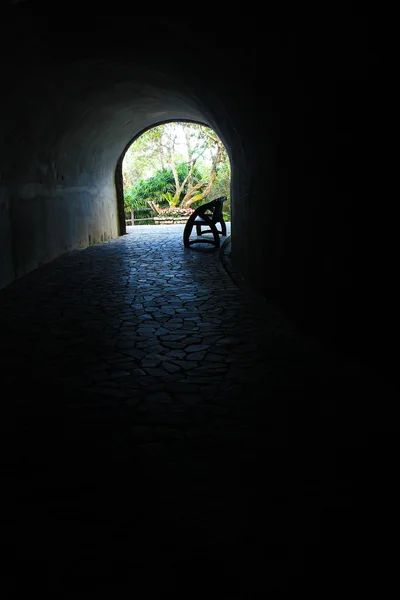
top-left (125, 217), bottom-right (155, 226)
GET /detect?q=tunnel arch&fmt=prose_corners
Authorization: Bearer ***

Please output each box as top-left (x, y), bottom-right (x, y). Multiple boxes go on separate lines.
top-left (1, 52), bottom-right (247, 289)
top-left (1, 6), bottom-right (394, 420)
top-left (115, 118), bottom-right (233, 234)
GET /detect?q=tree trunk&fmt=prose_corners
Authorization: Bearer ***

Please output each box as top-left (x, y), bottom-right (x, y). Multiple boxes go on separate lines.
top-left (170, 163), bottom-right (183, 203)
top-left (147, 200), bottom-right (162, 214)
top-left (181, 141), bottom-right (222, 208)
top-left (158, 136), bottom-right (165, 170)
top-left (131, 208), bottom-right (134, 226)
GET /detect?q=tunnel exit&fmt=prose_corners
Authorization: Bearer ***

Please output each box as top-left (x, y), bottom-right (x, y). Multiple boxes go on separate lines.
top-left (117, 121), bottom-right (231, 232)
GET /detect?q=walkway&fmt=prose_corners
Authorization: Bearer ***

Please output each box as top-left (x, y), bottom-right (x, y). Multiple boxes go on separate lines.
top-left (3, 225), bottom-right (374, 593)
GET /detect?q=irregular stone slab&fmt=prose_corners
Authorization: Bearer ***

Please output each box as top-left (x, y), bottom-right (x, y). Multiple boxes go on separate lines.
top-left (146, 368), bottom-right (168, 377)
top-left (165, 350), bottom-right (186, 359)
top-left (169, 359), bottom-right (197, 370)
top-left (186, 351), bottom-right (206, 361)
top-left (154, 327), bottom-right (169, 336)
top-left (141, 359), bottom-right (161, 368)
top-left (163, 362), bottom-right (181, 373)
top-left (186, 344), bottom-right (210, 353)
top-left (162, 341), bottom-right (187, 349)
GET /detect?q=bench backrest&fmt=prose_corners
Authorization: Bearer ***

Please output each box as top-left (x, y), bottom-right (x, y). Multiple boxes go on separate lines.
top-left (198, 196), bottom-right (227, 223)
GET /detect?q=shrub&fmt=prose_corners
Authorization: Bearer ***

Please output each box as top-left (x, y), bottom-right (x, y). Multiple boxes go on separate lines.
top-left (156, 207), bottom-right (194, 219)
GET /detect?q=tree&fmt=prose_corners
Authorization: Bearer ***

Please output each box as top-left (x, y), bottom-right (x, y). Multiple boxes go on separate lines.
top-left (123, 185), bottom-right (150, 225)
top-left (122, 127), bottom-right (164, 190)
top-left (122, 122), bottom-right (231, 215)
top-left (206, 157), bottom-right (231, 206)
top-left (124, 163), bottom-right (203, 216)
top-left (179, 127), bottom-right (224, 208)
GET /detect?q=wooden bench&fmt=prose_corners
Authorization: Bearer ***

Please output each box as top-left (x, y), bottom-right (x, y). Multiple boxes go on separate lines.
top-left (183, 196), bottom-right (227, 249)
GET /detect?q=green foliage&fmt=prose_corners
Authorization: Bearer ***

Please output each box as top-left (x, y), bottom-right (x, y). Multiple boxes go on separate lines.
top-left (123, 121), bottom-right (231, 214)
top-left (123, 185), bottom-right (150, 211)
top-left (125, 207), bottom-right (155, 221)
top-left (161, 191), bottom-right (177, 207)
top-left (123, 127), bottom-right (163, 189)
top-left (207, 161), bottom-right (231, 200)
top-left (124, 162), bottom-right (202, 210)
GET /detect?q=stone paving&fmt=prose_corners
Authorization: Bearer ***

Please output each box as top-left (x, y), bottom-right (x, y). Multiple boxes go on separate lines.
top-left (3, 224), bottom-right (379, 593)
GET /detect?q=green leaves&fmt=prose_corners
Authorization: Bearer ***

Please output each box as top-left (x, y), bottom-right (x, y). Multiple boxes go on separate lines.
top-left (122, 122), bottom-right (231, 213)
top-left (124, 162), bottom-right (202, 210)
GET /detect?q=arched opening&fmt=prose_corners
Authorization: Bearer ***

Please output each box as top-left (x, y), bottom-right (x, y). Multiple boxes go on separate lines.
top-left (0, 52), bottom-right (244, 290)
top-left (116, 120), bottom-right (231, 241)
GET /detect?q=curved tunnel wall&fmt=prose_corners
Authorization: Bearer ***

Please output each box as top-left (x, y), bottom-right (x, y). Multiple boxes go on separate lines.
top-left (0, 53), bottom-right (240, 287)
top-left (0, 8), bottom-right (395, 375)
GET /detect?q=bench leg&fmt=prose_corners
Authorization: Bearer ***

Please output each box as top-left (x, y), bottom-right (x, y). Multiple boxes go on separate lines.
top-left (220, 219), bottom-right (227, 237)
top-left (210, 222), bottom-right (220, 248)
top-left (183, 215), bottom-right (196, 247)
top-left (184, 216), bottom-right (219, 248)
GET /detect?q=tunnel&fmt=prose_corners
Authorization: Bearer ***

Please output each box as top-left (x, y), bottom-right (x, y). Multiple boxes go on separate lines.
top-left (2, 3), bottom-right (397, 595)
top-left (1, 6), bottom-right (396, 374)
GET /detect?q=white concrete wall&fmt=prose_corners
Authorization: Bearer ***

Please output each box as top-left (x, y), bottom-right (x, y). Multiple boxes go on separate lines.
top-left (8, 180), bottom-right (119, 283)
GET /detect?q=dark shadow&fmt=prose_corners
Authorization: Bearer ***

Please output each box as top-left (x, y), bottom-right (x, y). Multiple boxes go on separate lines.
top-left (115, 154), bottom-right (127, 236)
top-left (183, 244), bottom-right (220, 254)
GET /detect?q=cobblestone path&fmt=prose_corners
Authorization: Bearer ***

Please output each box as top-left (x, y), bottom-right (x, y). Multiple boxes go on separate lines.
top-left (3, 225), bottom-right (376, 593)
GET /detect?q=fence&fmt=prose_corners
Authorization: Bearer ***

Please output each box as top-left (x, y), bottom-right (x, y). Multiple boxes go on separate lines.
top-left (125, 208), bottom-right (155, 226)
top-left (125, 217), bottom-right (155, 226)
top-left (125, 201), bottom-right (231, 226)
